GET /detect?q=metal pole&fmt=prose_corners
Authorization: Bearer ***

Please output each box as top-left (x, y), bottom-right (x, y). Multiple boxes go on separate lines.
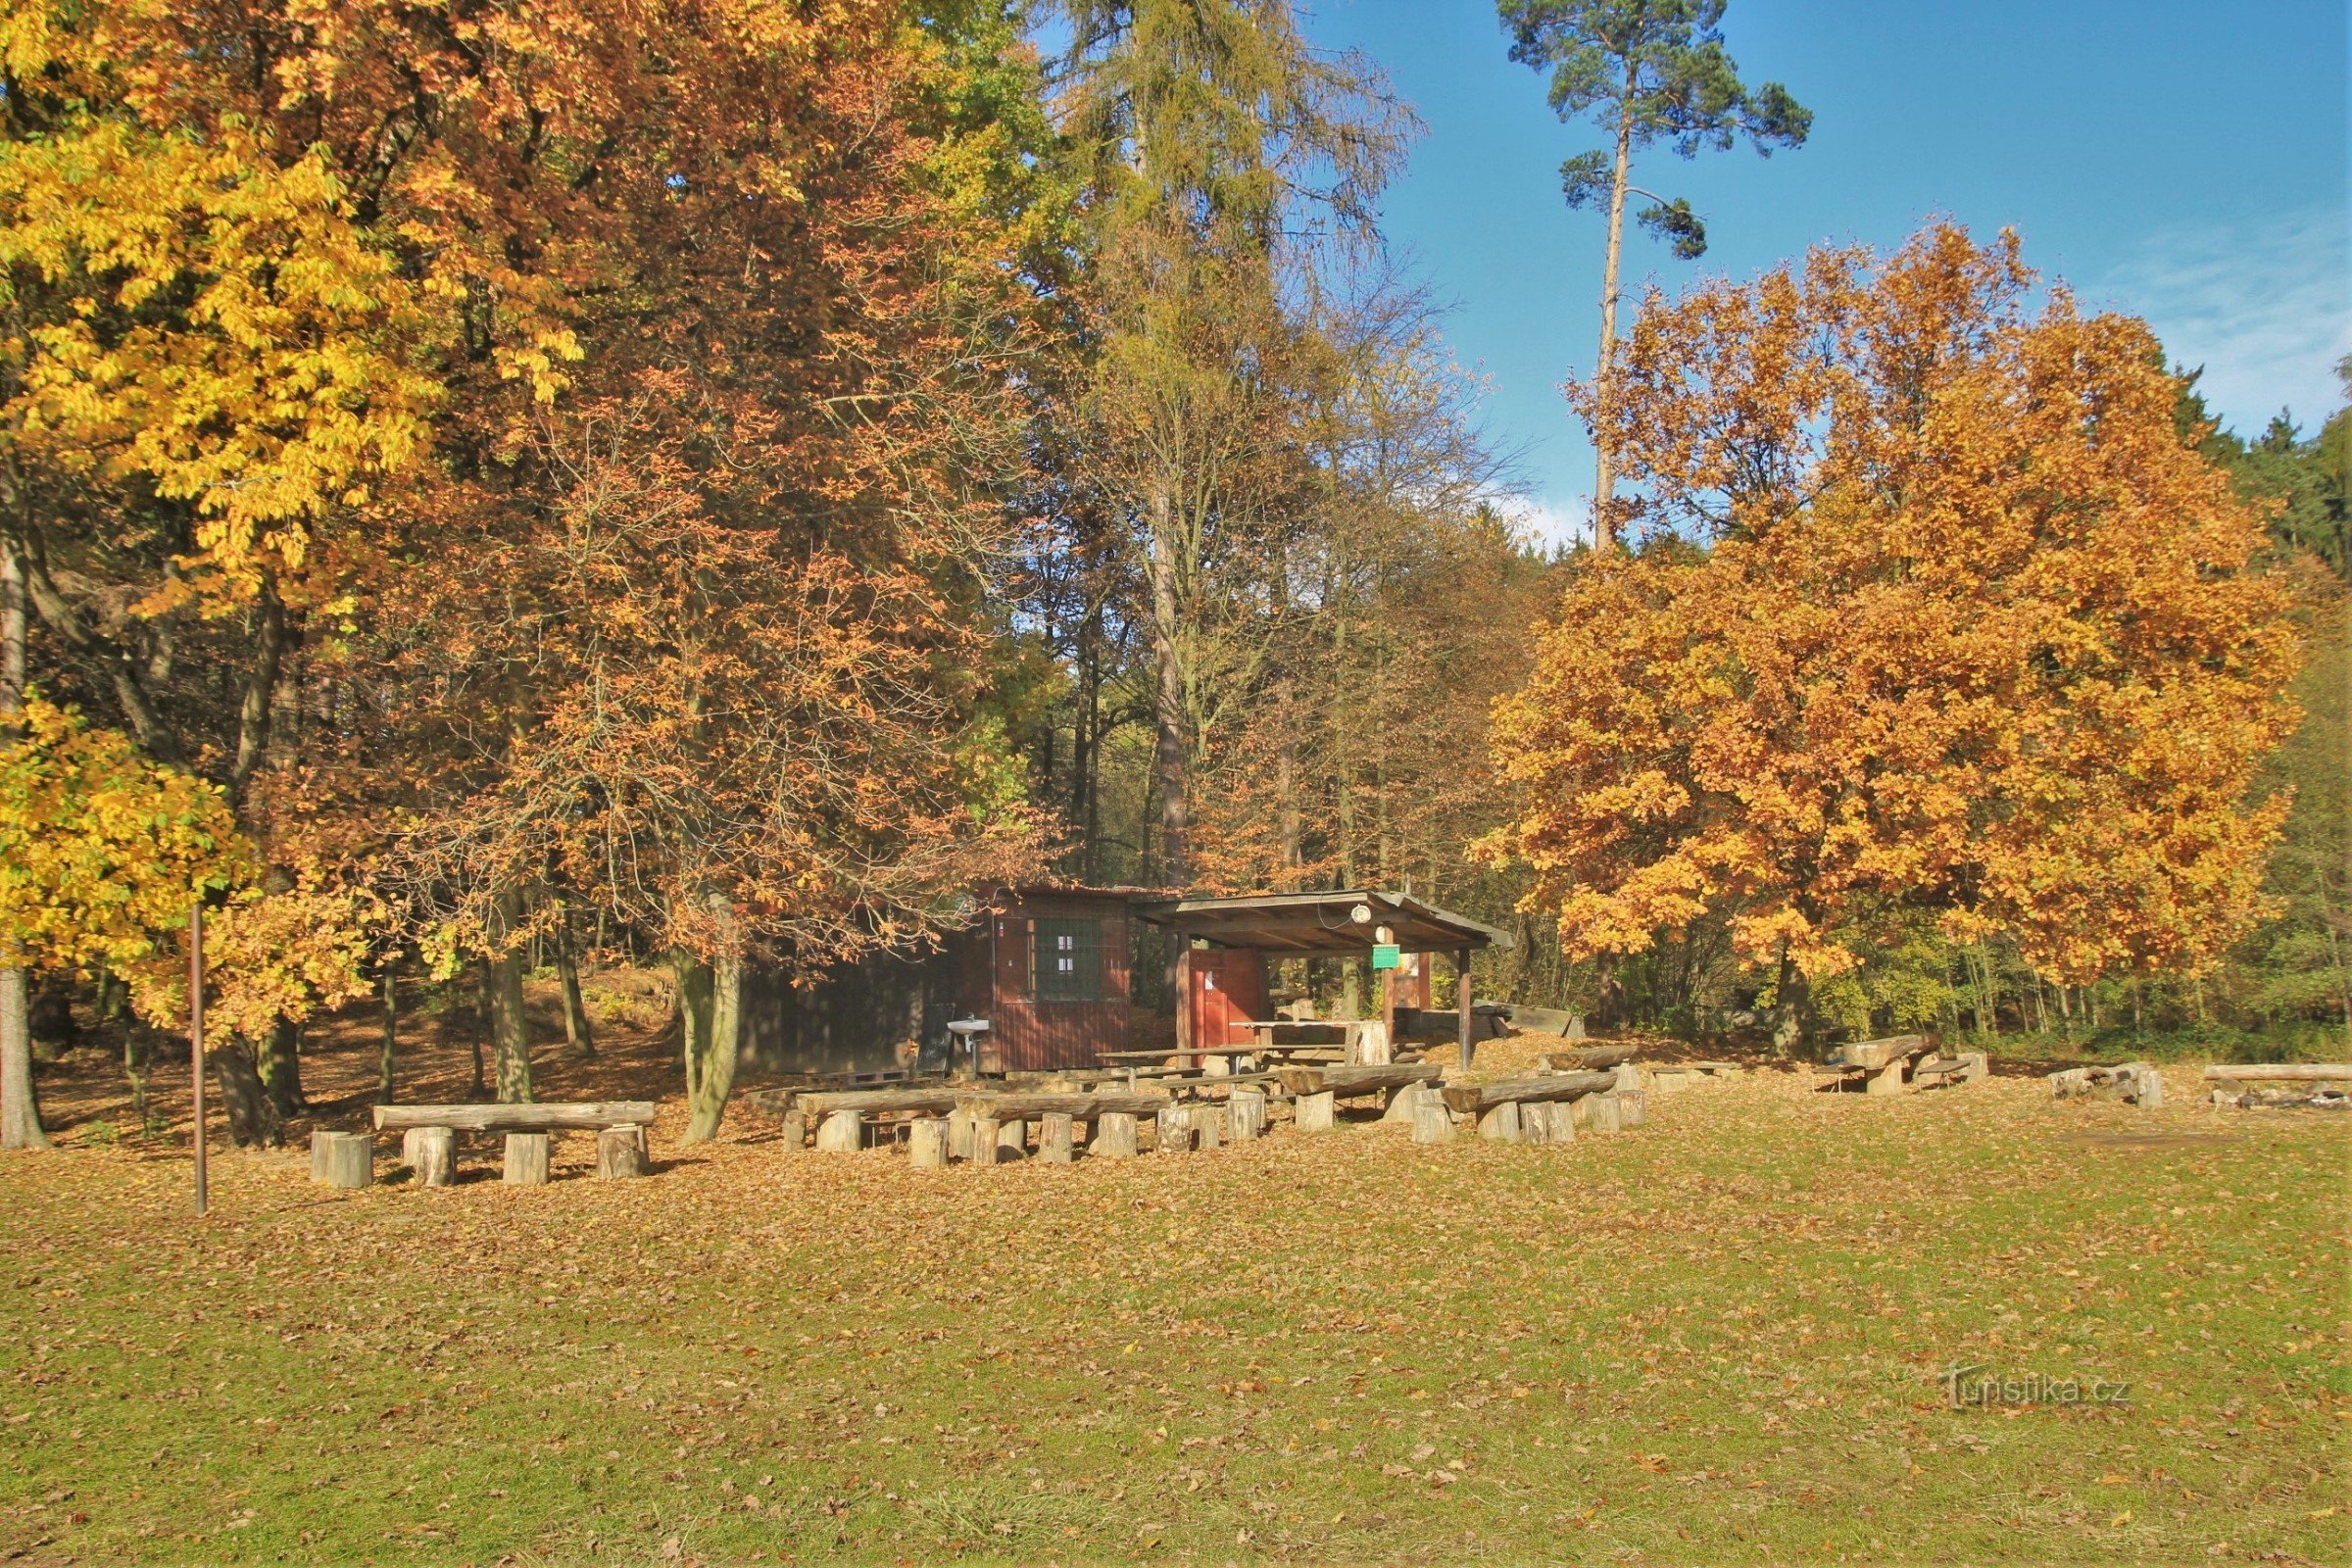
top-left (189, 900), bottom-right (207, 1217)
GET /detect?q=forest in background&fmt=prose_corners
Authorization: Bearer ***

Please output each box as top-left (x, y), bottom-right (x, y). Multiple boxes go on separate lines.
top-left (3, 1), bottom-right (2345, 1156)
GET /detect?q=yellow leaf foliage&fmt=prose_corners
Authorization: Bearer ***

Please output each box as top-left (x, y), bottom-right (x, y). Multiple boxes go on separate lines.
top-left (0, 80), bottom-right (440, 598)
top-left (0, 698), bottom-right (247, 981)
top-left (1486, 225), bottom-right (2304, 985)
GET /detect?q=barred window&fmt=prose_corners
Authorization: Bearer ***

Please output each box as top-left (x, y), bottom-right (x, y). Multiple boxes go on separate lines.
top-left (1034, 917), bottom-right (1104, 1003)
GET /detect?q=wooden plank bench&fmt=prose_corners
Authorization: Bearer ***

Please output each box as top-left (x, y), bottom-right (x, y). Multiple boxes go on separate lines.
top-left (371, 1102), bottom-right (656, 1185)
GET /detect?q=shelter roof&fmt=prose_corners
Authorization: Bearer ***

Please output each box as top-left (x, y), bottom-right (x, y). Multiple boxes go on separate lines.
top-left (1135, 889), bottom-right (1511, 954)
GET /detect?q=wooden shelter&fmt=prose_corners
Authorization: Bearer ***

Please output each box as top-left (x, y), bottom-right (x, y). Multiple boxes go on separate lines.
top-left (1138, 889), bottom-right (1510, 1065)
top-left (741, 884), bottom-right (1169, 1079)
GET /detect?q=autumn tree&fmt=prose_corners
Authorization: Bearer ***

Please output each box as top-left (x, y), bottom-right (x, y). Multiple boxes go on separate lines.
top-left (1185, 281), bottom-right (1540, 900)
top-left (1486, 225), bottom-right (2304, 1049)
top-left (327, 0), bottom-right (1055, 1137)
top-left (1498, 0), bottom-right (1808, 546)
top-left (1054, 0), bottom-right (1412, 887)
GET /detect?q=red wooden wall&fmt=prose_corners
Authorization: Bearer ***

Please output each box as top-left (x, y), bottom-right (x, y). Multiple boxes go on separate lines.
top-left (957, 890), bottom-right (1136, 1073)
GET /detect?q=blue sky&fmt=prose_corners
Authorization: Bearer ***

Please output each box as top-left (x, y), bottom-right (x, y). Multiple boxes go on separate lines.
top-left (1298, 0), bottom-right (2350, 545)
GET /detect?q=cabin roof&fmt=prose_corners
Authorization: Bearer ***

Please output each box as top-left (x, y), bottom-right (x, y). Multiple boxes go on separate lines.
top-left (1135, 888), bottom-right (1511, 954)
top-left (989, 882), bottom-right (1179, 902)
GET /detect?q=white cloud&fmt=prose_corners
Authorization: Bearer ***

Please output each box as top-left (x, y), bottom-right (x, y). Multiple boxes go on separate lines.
top-left (1513, 494), bottom-right (1593, 551)
top-left (2096, 206), bottom-right (2350, 435)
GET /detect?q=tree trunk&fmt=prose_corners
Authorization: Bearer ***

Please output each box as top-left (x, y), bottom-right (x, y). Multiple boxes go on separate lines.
top-left (556, 917), bottom-right (595, 1058)
top-left (227, 574), bottom-right (286, 804)
top-left (1591, 64), bottom-right (1639, 552)
top-left (0, 967), bottom-right (44, 1152)
top-left (377, 965), bottom-right (397, 1105)
top-left (674, 950), bottom-right (711, 1108)
top-left (468, 962), bottom-right (490, 1098)
top-left (124, 1021), bottom-right (151, 1121)
top-left (1070, 611), bottom-right (1103, 882)
top-left (485, 883), bottom-right (533, 1102)
top-left (678, 896), bottom-right (742, 1144)
top-left (0, 547), bottom-right (43, 1150)
top-left (213, 1040), bottom-right (283, 1148)
top-left (1769, 944), bottom-right (1808, 1058)
top-left (259, 1016), bottom-right (305, 1117)
top-left (1146, 476), bottom-right (1190, 889)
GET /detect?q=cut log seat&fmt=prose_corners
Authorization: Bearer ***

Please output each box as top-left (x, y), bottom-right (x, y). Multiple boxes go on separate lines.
top-left (372, 1102), bottom-right (656, 1133)
top-left (310, 1130), bottom-right (372, 1189)
top-left (1272, 1063), bottom-right (1441, 1099)
top-left (1440, 1070), bottom-right (1615, 1117)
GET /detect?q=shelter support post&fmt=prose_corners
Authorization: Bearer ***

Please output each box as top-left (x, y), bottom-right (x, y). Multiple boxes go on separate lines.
top-left (1457, 948), bottom-right (1474, 1071)
top-left (1174, 943), bottom-right (1194, 1068)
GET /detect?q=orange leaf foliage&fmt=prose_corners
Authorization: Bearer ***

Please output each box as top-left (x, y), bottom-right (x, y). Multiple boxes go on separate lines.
top-left (1487, 225), bottom-right (2303, 984)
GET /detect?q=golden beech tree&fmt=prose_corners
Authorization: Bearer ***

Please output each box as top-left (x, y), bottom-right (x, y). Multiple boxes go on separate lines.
top-left (1485, 225), bottom-right (2303, 1038)
top-left (0, 702), bottom-right (229, 1145)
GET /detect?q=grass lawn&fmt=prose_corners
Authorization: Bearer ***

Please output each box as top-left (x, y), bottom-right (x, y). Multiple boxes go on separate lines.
top-left (1, 1036), bottom-right (2345, 1565)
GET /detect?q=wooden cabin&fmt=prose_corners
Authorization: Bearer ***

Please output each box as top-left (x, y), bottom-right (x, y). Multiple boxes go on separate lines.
top-left (739, 884), bottom-right (1165, 1078)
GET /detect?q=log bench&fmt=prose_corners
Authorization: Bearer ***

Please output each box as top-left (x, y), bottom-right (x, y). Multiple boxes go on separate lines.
top-left (370, 1102), bottom-right (656, 1185)
top-left (1645, 1059), bottom-right (1743, 1091)
top-left (791, 1088), bottom-right (962, 1144)
top-left (1436, 1070), bottom-right (1618, 1143)
top-left (2202, 1063), bottom-right (2352, 1110)
top-left (831, 1091), bottom-right (1188, 1166)
top-left (1272, 1063), bottom-right (1441, 1134)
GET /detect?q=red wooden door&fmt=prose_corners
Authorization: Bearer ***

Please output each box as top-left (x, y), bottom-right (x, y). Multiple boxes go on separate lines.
top-left (1187, 949), bottom-right (1265, 1053)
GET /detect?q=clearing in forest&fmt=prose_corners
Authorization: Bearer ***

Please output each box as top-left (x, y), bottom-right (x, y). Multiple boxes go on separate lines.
top-left (1, 1017), bottom-right (2345, 1565)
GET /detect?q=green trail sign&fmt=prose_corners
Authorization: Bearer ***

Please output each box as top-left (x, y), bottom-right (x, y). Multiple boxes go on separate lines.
top-left (1371, 944), bottom-right (1400, 971)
